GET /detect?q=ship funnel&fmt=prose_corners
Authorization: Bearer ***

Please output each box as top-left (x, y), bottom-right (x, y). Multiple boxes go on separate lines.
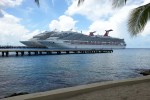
top-left (104, 29), bottom-right (113, 36)
top-left (89, 31), bottom-right (96, 36)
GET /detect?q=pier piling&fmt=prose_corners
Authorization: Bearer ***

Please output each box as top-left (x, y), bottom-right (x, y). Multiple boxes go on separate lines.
top-left (6, 51), bottom-right (9, 57)
top-left (2, 52), bottom-right (4, 57)
top-left (16, 52), bottom-right (19, 56)
top-left (47, 51), bottom-right (52, 55)
top-left (57, 51), bottom-right (61, 54)
top-left (73, 51), bottom-right (78, 54)
top-left (66, 51), bottom-right (69, 54)
top-left (21, 51), bottom-right (24, 56)
top-left (28, 51), bottom-right (31, 56)
top-left (39, 51), bottom-right (42, 55)
top-left (34, 51), bottom-right (38, 55)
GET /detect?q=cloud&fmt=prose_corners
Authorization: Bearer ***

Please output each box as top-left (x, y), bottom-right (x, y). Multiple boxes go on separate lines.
top-left (0, 10), bottom-right (4, 17)
top-left (22, 30), bottom-right (40, 41)
top-left (0, 0), bottom-right (23, 18)
top-left (0, 0), bottom-right (42, 46)
top-left (143, 0), bottom-right (150, 4)
top-left (0, 0), bottom-right (23, 9)
top-left (49, 15), bottom-right (77, 31)
top-left (141, 22), bottom-right (150, 36)
top-left (0, 11), bottom-right (39, 45)
top-left (66, 0), bottom-right (114, 21)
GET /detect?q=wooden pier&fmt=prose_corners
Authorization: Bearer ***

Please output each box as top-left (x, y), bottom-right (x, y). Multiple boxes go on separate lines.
top-left (0, 49), bottom-right (113, 57)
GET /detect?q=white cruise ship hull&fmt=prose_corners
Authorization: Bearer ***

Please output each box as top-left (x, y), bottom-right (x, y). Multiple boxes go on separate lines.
top-left (39, 40), bottom-right (125, 49)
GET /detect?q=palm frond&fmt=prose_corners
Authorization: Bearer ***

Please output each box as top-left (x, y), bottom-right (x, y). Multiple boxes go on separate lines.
top-left (35, 0), bottom-right (40, 7)
top-left (128, 3), bottom-right (150, 36)
top-left (112, 0), bottom-right (127, 8)
top-left (78, 0), bottom-right (84, 6)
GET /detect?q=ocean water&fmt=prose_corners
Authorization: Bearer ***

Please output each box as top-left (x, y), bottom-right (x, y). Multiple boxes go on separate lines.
top-left (0, 48), bottom-right (150, 98)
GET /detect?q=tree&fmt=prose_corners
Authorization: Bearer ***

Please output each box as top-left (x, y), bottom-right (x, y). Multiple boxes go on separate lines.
top-left (35, 0), bottom-right (150, 36)
top-left (113, 0), bottom-right (150, 36)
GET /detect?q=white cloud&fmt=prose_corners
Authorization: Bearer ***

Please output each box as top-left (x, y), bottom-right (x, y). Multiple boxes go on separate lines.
top-left (0, 10), bottom-right (4, 17)
top-left (143, 0), bottom-right (150, 4)
top-left (141, 22), bottom-right (150, 36)
top-left (0, 0), bottom-right (23, 18)
top-left (0, 0), bottom-right (42, 46)
top-left (49, 15), bottom-right (77, 31)
top-left (0, 0), bottom-right (23, 9)
top-left (80, 2), bottom-right (134, 37)
top-left (66, 0), bottom-right (114, 21)
top-left (22, 30), bottom-right (40, 41)
top-left (0, 11), bottom-right (39, 46)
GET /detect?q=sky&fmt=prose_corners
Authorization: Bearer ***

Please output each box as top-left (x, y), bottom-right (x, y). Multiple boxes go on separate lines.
top-left (0, 0), bottom-right (150, 48)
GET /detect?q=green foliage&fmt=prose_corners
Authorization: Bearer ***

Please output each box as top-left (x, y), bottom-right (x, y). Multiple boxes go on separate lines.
top-left (128, 3), bottom-right (150, 36)
top-left (113, 0), bottom-right (150, 36)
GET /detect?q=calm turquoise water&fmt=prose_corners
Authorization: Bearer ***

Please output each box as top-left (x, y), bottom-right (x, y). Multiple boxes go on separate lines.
top-left (0, 48), bottom-right (150, 98)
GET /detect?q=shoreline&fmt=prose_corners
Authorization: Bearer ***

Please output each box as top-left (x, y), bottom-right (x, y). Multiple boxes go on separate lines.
top-left (1, 75), bottom-right (150, 100)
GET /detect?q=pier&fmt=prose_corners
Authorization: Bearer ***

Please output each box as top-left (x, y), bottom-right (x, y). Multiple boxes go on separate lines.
top-left (0, 49), bottom-right (113, 57)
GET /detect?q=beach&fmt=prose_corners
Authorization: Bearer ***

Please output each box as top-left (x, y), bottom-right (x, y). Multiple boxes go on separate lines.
top-left (64, 77), bottom-right (150, 100)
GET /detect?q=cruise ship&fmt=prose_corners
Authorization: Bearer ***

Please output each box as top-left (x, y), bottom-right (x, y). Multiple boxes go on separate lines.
top-left (20, 30), bottom-right (126, 49)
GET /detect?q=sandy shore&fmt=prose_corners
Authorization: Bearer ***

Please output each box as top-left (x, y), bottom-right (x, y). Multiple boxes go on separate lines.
top-left (64, 80), bottom-right (150, 100)
top-left (1, 76), bottom-right (150, 100)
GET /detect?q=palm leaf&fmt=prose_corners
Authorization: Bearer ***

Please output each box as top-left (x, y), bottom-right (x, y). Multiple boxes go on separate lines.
top-left (128, 3), bottom-right (150, 36)
top-left (35, 0), bottom-right (40, 7)
top-left (78, 0), bottom-right (84, 6)
top-left (112, 0), bottom-right (127, 8)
